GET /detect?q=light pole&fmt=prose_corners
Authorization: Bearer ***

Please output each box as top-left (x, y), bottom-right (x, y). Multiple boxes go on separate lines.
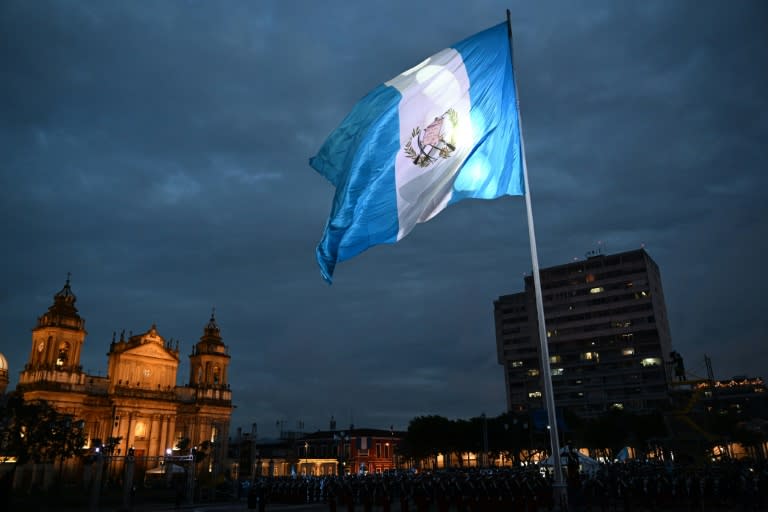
top-left (88, 443), bottom-right (103, 512)
top-left (165, 447), bottom-right (173, 486)
top-left (481, 413), bottom-right (489, 468)
top-left (334, 432), bottom-right (349, 476)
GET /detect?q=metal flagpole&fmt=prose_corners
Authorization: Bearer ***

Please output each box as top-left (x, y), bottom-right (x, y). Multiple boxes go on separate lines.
top-left (506, 9), bottom-right (568, 510)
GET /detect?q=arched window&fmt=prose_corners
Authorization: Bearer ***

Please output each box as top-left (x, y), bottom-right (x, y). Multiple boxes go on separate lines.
top-left (56, 342), bottom-right (70, 367)
top-left (197, 366), bottom-right (203, 384)
top-left (213, 366), bottom-right (220, 385)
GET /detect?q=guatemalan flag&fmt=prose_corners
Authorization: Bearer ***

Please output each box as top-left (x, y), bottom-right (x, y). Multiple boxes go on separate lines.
top-left (310, 22), bottom-right (524, 283)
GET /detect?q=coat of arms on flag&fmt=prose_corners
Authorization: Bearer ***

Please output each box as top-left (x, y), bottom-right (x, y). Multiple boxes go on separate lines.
top-left (403, 109), bottom-right (459, 168)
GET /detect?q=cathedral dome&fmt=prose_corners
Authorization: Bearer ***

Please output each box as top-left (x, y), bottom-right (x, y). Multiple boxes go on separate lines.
top-left (0, 352), bottom-right (7, 371)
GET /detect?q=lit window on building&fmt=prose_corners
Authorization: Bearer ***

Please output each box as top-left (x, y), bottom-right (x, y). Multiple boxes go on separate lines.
top-left (550, 355), bottom-right (562, 364)
top-left (589, 287), bottom-right (604, 294)
top-left (528, 391), bottom-right (542, 398)
top-left (527, 369), bottom-right (540, 377)
top-left (622, 348), bottom-right (635, 356)
top-left (581, 352), bottom-right (599, 361)
top-left (640, 357), bottom-right (662, 367)
top-left (56, 342), bottom-right (70, 367)
top-left (134, 421), bottom-right (147, 440)
top-left (551, 368), bottom-right (564, 376)
top-left (511, 360), bottom-right (524, 368)
top-left (610, 403), bottom-right (624, 410)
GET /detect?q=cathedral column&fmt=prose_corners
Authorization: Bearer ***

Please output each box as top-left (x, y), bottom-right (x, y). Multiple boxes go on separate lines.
top-left (126, 413), bottom-right (134, 451)
top-left (159, 415), bottom-right (168, 456)
top-left (117, 412), bottom-right (129, 455)
top-left (167, 415), bottom-right (177, 451)
top-left (44, 337), bottom-right (55, 368)
top-left (72, 342), bottom-right (82, 370)
top-left (146, 415), bottom-right (156, 457)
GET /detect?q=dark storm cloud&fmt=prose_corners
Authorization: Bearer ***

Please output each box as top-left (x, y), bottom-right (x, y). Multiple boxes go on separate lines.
top-left (1, 0), bottom-right (766, 435)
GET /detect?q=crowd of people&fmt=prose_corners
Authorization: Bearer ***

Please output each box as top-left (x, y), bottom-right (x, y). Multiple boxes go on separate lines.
top-left (248, 459), bottom-right (768, 511)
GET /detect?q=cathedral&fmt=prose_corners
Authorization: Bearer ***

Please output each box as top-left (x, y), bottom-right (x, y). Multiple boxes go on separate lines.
top-left (15, 277), bottom-right (233, 468)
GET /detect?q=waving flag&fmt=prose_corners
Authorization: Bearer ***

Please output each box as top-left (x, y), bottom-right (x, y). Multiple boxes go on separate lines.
top-left (310, 22), bottom-right (524, 283)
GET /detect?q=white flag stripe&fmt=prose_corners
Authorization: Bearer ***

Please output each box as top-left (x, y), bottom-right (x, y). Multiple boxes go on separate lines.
top-left (387, 48), bottom-right (472, 241)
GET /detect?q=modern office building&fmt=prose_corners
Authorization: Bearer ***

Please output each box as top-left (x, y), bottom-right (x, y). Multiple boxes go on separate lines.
top-left (495, 248), bottom-right (674, 417)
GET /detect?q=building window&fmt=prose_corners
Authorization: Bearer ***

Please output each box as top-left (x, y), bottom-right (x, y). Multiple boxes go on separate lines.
top-left (551, 368), bottom-right (564, 376)
top-left (640, 357), bottom-right (662, 367)
top-left (622, 348), bottom-right (635, 356)
top-left (528, 391), bottom-right (542, 398)
top-left (610, 403), bottom-right (624, 410)
top-left (527, 369), bottom-right (540, 377)
top-left (56, 342), bottom-right (70, 367)
top-left (376, 443), bottom-right (381, 458)
top-left (550, 355), bottom-right (562, 364)
top-left (589, 287), bottom-right (604, 294)
top-left (511, 360), bottom-right (524, 368)
top-left (134, 421), bottom-right (147, 440)
top-left (581, 352), bottom-right (599, 362)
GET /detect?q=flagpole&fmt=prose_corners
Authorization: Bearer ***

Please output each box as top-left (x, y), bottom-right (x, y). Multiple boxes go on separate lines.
top-left (506, 9), bottom-right (567, 510)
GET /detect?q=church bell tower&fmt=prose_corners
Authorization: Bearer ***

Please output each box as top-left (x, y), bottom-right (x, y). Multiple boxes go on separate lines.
top-left (188, 309), bottom-right (230, 389)
top-left (20, 274), bottom-right (87, 386)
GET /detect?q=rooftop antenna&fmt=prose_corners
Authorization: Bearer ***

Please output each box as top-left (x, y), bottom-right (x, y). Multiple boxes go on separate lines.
top-left (585, 241), bottom-right (605, 259)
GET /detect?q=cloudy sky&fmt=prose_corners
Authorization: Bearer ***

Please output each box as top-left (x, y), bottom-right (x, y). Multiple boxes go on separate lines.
top-left (2, 1), bottom-right (766, 437)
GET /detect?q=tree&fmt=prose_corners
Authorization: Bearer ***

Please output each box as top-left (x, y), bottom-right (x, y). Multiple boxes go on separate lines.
top-left (402, 415), bottom-right (452, 469)
top-left (0, 393), bottom-right (87, 466)
top-left (580, 409), bottom-right (631, 460)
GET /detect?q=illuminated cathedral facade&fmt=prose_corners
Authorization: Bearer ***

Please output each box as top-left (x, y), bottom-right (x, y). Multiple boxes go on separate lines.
top-left (16, 277), bottom-right (233, 468)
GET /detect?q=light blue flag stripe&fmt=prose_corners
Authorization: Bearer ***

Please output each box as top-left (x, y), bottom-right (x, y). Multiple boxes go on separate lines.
top-left (311, 22), bottom-right (524, 283)
top-left (310, 84), bottom-right (402, 281)
top-left (450, 24), bottom-right (523, 203)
